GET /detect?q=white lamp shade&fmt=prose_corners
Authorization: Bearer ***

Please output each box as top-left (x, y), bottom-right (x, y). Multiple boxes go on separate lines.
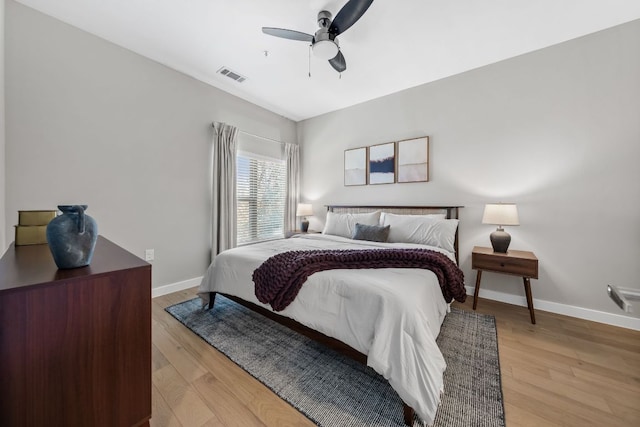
top-left (482, 203), bottom-right (519, 226)
top-left (312, 40), bottom-right (339, 60)
top-left (296, 203), bottom-right (313, 217)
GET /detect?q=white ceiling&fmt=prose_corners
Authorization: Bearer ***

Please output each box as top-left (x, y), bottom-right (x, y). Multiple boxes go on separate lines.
top-left (15, 0), bottom-right (640, 122)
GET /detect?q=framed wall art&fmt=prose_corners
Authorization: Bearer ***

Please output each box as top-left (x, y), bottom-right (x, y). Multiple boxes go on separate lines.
top-left (397, 136), bottom-right (429, 183)
top-left (368, 142), bottom-right (395, 185)
top-left (344, 147), bottom-right (367, 186)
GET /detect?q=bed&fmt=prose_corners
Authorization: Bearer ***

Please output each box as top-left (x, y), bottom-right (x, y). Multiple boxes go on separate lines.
top-left (197, 205), bottom-right (465, 425)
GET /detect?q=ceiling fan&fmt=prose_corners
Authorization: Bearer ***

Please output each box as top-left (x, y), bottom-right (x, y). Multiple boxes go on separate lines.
top-left (262, 0), bottom-right (374, 73)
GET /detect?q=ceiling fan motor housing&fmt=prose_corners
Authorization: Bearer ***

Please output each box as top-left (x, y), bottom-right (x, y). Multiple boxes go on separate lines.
top-left (317, 10), bottom-right (333, 28)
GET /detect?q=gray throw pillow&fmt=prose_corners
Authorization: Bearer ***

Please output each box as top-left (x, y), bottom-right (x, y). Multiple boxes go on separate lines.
top-left (352, 223), bottom-right (391, 243)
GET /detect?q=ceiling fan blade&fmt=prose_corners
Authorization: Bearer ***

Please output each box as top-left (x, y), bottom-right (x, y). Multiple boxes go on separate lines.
top-left (262, 27), bottom-right (314, 42)
top-left (329, 0), bottom-right (374, 35)
top-left (329, 50), bottom-right (346, 73)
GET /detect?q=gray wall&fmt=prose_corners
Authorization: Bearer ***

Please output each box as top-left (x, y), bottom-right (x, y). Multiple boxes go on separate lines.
top-left (5, 1), bottom-right (296, 288)
top-left (5, 0), bottom-right (639, 324)
top-left (1, 0), bottom-right (6, 253)
top-left (298, 20), bottom-right (640, 321)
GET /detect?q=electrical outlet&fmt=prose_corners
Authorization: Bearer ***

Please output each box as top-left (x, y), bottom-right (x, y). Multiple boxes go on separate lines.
top-left (145, 249), bottom-right (154, 262)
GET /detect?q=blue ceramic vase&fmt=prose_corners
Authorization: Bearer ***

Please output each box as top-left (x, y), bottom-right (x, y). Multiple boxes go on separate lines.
top-left (46, 205), bottom-right (98, 269)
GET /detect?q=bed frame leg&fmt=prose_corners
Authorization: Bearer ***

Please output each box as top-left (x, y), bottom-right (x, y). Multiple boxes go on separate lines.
top-left (403, 403), bottom-right (414, 425)
top-left (207, 292), bottom-right (217, 310)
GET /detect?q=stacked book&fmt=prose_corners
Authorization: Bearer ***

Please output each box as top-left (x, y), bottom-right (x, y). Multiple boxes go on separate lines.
top-left (15, 210), bottom-right (57, 246)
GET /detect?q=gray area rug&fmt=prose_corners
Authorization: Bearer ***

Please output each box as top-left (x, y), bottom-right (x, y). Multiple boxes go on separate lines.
top-left (166, 296), bottom-right (505, 427)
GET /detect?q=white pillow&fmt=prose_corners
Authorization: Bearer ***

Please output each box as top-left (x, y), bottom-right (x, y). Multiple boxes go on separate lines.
top-left (379, 212), bottom-right (446, 225)
top-left (322, 211), bottom-right (381, 239)
top-left (382, 213), bottom-right (458, 253)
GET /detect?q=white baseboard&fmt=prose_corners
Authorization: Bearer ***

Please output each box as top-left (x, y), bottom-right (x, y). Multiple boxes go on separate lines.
top-left (152, 276), bottom-right (203, 299)
top-left (467, 286), bottom-right (640, 331)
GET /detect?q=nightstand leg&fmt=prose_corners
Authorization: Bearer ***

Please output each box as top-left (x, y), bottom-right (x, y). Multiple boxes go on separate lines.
top-left (523, 277), bottom-right (536, 324)
top-left (473, 270), bottom-right (482, 310)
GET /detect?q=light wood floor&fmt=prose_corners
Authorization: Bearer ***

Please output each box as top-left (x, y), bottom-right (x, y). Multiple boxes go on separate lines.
top-left (151, 288), bottom-right (640, 426)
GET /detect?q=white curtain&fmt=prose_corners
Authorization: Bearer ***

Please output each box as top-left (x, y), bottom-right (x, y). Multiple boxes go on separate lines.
top-left (283, 143), bottom-right (300, 232)
top-left (211, 122), bottom-right (238, 262)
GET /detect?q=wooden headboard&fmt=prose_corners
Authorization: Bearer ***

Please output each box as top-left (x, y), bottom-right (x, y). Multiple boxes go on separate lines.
top-left (326, 205), bottom-right (463, 263)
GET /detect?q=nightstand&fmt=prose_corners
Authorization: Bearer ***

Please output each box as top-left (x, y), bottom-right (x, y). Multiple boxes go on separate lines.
top-left (471, 246), bottom-right (539, 324)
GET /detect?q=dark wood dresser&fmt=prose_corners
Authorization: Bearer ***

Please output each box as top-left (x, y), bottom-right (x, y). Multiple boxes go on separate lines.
top-left (0, 236), bottom-right (152, 427)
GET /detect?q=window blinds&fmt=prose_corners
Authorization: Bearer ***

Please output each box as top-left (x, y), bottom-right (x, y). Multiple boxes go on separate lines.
top-left (236, 153), bottom-right (286, 245)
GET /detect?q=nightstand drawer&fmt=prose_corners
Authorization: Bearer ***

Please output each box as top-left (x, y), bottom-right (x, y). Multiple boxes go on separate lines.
top-left (472, 252), bottom-right (538, 278)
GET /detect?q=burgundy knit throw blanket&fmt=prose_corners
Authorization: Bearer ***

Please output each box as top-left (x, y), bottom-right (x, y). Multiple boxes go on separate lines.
top-left (253, 248), bottom-right (466, 312)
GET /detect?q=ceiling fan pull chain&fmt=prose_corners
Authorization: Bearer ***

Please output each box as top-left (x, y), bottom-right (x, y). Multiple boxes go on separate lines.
top-left (308, 44), bottom-right (312, 77)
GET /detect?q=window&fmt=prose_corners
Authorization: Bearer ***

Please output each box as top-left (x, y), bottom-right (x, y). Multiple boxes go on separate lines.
top-left (236, 152), bottom-right (286, 245)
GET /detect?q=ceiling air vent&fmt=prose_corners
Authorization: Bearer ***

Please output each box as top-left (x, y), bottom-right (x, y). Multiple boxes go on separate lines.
top-left (217, 67), bottom-right (246, 83)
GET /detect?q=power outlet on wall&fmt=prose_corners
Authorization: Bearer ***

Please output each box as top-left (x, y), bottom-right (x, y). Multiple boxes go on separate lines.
top-left (145, 249), bottom-right (154, 262)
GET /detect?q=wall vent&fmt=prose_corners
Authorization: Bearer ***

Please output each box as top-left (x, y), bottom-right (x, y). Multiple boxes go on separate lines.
top-left (217, 67), bottom-right (246, 83)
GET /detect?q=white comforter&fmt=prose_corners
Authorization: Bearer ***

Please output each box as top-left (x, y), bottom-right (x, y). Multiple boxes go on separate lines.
top-left (197, 233), bottom-right (453, 424)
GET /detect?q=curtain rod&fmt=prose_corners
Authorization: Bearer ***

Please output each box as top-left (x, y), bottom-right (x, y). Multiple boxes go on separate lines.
top-left (211, 122), bottom-right (287, 146)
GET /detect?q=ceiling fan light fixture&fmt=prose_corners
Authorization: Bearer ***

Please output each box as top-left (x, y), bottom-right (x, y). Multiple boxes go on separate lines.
top-left (313, 39), bottom-right (339, 60)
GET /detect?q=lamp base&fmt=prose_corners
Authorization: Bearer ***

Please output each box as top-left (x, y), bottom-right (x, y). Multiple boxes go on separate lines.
top-left (490, 228), bottom-right (511, 253)
top-left (300, 219), bottom-right (309, 233)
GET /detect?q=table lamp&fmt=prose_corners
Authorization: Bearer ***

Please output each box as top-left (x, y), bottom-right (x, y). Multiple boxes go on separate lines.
top-left (296, 203), bottom-right (313, 232)
top-left (482, 203), bottom-right (519, 253)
